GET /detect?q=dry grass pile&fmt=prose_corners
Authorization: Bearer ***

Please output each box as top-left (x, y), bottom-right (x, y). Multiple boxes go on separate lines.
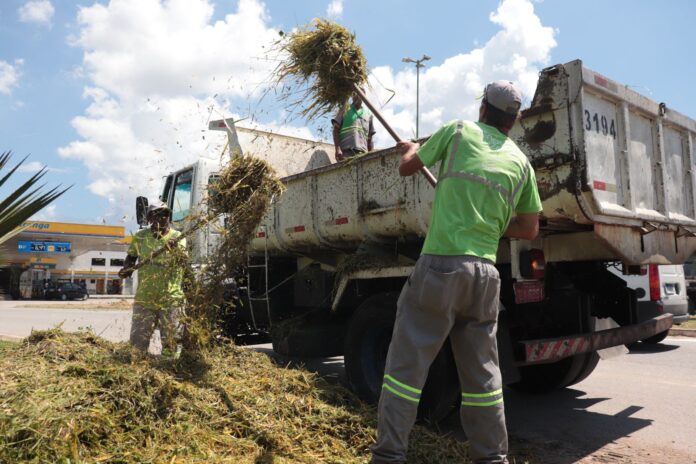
top-left (276, 19), bottom-right (368, 120)
top-left (0, 329), bottom-right (471, 463)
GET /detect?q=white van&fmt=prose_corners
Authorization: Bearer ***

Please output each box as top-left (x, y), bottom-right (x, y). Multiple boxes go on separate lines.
top-left (609, 264), bottom-right (689, 343)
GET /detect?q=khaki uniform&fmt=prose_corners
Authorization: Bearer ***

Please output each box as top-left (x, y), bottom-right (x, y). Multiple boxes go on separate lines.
top-left (128, 228), bottom-right (187, 354)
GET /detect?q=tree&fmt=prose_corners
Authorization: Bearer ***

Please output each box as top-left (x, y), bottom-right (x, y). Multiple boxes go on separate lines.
top-left (0, 151), bottom-right (69, 244)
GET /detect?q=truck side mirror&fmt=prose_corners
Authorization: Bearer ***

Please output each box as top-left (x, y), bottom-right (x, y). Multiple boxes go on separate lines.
top-left (136, 196), bottom-right (149, 227)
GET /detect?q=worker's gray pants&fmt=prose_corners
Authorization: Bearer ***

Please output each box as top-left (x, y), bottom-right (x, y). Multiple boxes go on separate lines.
top-left (371, 255), bottom-right (508, 464)
top-left (129, 304), bottom-right (181, 355)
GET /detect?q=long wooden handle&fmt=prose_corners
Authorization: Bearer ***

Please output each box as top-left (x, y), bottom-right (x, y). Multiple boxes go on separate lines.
top-left (122, 216), bottom-right (209, 275)
top-left (352, 85), bottom-right (437, 187)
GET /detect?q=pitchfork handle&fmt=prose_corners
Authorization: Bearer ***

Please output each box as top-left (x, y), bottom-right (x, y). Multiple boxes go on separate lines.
top-left (352, 85), bottom-right (438, 187)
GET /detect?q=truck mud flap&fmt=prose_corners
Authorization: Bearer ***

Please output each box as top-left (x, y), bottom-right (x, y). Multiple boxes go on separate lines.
top-left (517, 313), bottom-right (673, 366)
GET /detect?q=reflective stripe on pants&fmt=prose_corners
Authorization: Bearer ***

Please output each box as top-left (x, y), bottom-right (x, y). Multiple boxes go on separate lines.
top-left (371, 255), bottom-right (508, 464)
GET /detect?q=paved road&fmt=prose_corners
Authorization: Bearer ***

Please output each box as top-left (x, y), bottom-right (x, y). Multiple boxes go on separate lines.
top-left (504, 338), bottom-right (696, 463)
top-left (255, 338), bottom-right (696, 463)
top-left (2, 302), bottom-right (695, 463)
top-left (0, 301), bottom-right (133, 342)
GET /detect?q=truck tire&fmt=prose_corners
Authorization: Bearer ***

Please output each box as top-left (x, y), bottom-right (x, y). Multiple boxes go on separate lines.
top-left (642, 330), bottom-right (669, 344)
top-left (564, 351), bottom-right (600, 387)
top-left (343, 292), bottom-right (459, 422)
top-left (509, 352), bottom-right (599, 393)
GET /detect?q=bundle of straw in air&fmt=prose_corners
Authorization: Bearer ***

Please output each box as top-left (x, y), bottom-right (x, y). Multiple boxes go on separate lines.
top-left (207, 154), bottom-right (284, 241)
top-left (277, 19), bottom-right (368, 120)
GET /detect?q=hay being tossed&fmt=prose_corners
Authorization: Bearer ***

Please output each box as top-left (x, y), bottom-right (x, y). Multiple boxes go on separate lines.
top-left (174, 154), bottom-right (284, 363)
top-left (206, 154), bottom-right (284, 239)
top-left (0, 329), bottom-right (472, 463)
top-left (276, 19), bottom-right (368, 120)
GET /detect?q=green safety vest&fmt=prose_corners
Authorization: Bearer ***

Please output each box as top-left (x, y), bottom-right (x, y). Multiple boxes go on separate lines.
top-left (417, 120), bottom-right (542, 262)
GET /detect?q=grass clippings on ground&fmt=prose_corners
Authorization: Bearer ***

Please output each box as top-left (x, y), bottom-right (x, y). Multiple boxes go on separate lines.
top-left (0, 329), bottom-right (471, 463)
top-left (0, 340), bottom-right (17, 359)
top-left (679, 315), bottom-right (696, 330)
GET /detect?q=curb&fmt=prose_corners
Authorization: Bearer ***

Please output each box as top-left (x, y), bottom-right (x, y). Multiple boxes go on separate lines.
top-left (0, 334), bottom-right (23, 342)
top-left (669, 328), bottom-right (696, 338)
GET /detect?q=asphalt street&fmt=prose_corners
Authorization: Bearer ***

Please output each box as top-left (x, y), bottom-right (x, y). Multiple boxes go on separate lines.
top-left (2, 301), bottom-right (695, 463)
top-left (0, 301), bottom-right (133, 342)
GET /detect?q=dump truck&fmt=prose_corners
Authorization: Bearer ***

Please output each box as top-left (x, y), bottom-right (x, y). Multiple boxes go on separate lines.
top-left (142, 59), bottom-right (696, 419)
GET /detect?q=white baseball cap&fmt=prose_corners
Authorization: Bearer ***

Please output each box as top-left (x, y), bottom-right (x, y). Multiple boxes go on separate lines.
top-left (483, 80), bottom-right (522, 115)
top-left (146, 201), bottom-right (170, 218)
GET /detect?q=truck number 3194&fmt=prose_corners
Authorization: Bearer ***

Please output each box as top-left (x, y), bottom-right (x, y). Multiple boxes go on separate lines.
top-left (584, 110), bottom-right (617, 139)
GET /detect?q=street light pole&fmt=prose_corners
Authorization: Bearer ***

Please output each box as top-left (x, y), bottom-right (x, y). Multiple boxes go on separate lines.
top-left (402, 54), bottom-right (431, 138)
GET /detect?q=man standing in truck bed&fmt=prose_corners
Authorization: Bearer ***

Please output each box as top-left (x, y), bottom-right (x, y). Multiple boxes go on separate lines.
top-left (332, 90), bottom-right (376, 161)
top-left (371, 81), bottom-right (542, 464)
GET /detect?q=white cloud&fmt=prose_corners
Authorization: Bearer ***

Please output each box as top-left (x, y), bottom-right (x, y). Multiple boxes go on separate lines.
top-left (62, 0), bottom-right (557, 225)
top-left (326, 0), bottom-right (343, 19)
top-left (0, 59), bottom-right (23, 95)
top-left (18, 0), bottom-right (55, 26)
top-left (61, 0), bottom-right (285, 223)
top-left (71, 0), bottom-right (277, 101)
top-left (366, 0), bottom-right (556, 145)
top-left (17, 160), bottom-right (68, 173)
top-left (17, 161), bottom-right (45, 173)
top-left (31, 204), bottom-right (58, 221)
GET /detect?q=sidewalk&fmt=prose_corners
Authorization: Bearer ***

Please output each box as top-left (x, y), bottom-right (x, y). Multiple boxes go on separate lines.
top-left (669, 327), bottom-right (696, 337)
top-left (88, 294), bottom-right (134, 300)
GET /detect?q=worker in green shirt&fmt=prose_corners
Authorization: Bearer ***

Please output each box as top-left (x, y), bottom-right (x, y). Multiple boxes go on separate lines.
top-left (371, 81), bottom-right (542, 464)
top-left (332, 90), bottom-right (376, 161)
top-left (118, 202), bottom-right (187, 357)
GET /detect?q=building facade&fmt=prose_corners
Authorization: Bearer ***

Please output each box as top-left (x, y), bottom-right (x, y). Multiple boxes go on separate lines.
top-left (1, 221), bottom-right (134, 298)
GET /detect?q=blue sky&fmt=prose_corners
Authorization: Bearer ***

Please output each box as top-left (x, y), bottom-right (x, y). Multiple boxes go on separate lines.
top-left (0, 0), bottom-right (694, 230)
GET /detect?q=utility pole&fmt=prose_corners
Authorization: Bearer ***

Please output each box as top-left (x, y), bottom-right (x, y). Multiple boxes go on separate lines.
top-left (401, 54), bottom-right (431, 138)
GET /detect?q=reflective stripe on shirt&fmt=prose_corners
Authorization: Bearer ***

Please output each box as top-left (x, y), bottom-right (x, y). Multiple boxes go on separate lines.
top-left (440, 121), bottom-right (529, 207)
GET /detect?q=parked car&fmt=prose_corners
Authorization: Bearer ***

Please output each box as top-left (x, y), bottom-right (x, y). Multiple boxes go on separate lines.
top-left (609, 264), bottom-right (689, 343)
top-left (683, 257), bottom-right (696, 315)
top-left (44, 283), bottom-right (89, 301)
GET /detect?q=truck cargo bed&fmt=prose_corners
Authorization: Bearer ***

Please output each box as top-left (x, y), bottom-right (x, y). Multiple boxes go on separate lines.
top-left (251, 60), bottom-right (696, 265)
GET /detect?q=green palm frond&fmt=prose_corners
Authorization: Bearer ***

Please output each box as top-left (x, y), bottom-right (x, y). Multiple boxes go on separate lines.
top-left (0, 151), bottom-right (70, 242)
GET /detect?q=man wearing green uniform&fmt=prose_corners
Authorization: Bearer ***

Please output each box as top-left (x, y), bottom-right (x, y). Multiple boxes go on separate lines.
top-left (119, 202), bottom-right (187, 357)
top-left (332, 91), bottom-right (376, 161)
top-left (371, 81), bottom-right (542, 464)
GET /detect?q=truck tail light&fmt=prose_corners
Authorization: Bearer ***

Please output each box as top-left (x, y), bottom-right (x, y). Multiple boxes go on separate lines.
top-left (520, 248), bottom-right (545, 279)
top-left (649, 264), bottom-right (660, 301)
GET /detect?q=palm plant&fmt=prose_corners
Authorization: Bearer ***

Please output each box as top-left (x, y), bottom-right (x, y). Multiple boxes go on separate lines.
top-left (0, 151), bottom-right (70, 244)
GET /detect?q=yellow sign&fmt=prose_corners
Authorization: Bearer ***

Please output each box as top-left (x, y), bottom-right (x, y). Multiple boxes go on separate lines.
top-left (29, 257), bottom-right (57, 264)
top-left (20, 221), bottom-right (125, 238)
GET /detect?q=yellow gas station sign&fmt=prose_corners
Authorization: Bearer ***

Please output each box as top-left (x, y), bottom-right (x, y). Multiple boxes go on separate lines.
top-left (20, 221), bottom-right (125, 238)
top-left (28, 257), bottom-right (58, 269)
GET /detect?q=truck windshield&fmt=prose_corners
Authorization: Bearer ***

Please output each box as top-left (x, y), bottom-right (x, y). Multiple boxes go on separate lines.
top-left (172, 170), bottom-right (193, 222)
